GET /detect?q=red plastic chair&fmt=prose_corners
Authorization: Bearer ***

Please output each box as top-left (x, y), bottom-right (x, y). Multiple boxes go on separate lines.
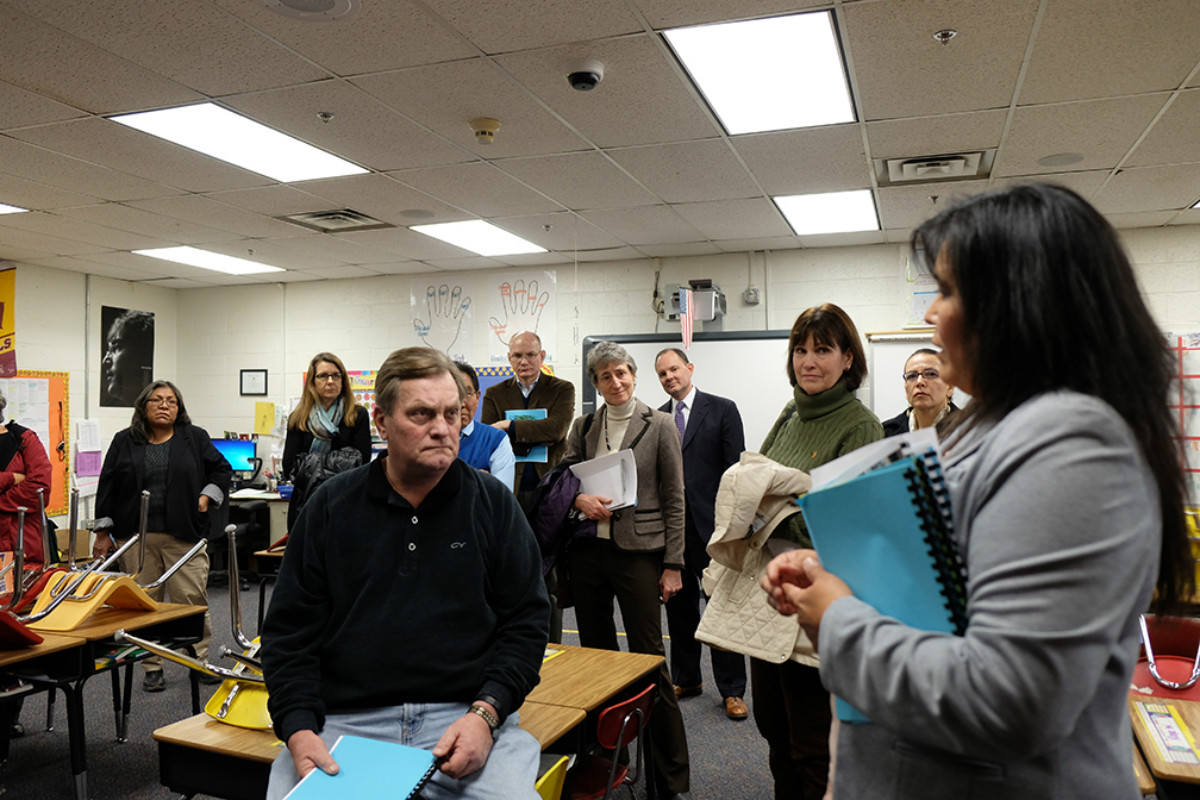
top-left (568, 683), bottom-right (657, 800)
top-left (1132, 614), bottom-right (1200, 700)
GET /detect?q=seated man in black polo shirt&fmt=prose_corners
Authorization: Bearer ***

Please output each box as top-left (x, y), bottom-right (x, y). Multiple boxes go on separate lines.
top-left (262, 347), bottom-right (550, 800)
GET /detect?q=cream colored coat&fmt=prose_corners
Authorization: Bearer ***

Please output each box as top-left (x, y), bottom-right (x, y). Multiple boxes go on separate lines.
top-left (695, 452), bottom-right (816, 665)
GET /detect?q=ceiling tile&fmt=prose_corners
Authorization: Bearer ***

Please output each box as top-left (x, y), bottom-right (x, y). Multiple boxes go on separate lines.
top-left (736, 126), bottom-right (871, 195)
top-left (497, 34), bottom-right (720, 148)
top-left (420, 256), bottom-right (509, 271)
top-left (1091, 163), bottom-right (1200, 214)
top-left (296, 264), bottom-right (382, 280)
top-left (391, 162), bottom-right (564, 218)
top-left (0, 136), bottom-right (180, 203)
top-left (573, 246), bottom-right (647, 262)
top-left (225, 81), bottom-right (472, 172)
top-left (1107, 210), bottom-right (1180, 229)
top-left (0, 172), bottom-right (101, 210)
top-left (0, 210), bottom-right (172, 251)
top-left (1019, 0), bottom-right (1200, 104)
top-left (714, 236), bottom-right (800, 253)
top-left (126, 194), bottom-right (303, 239)
top-left (353, 60), bottom-right (590, 160)
top-left (580, 205), bottom-right (705, 245)
top-left (336, 227), bottom-right (482, 261)
top-left (1125, 88), bottom-right (1200, 168)
top-left (0, 4), bottom-right (200, 114)
top-left (633, 0), bottom-right (830, 29)
top-left (490, 212), bottom-right (625, 251)
top-left (498, 152), bottom-right (658, 210)
top-left (993, 95), bottom-right (1170, 178)
top-left (990, 170), bottom-right (1110, 202)
top-left (5, 0), bottom-right (328, 96)
top-left (877, 180), bottom-right (990, 230)
top-left (638, 242), bottom-right (723, 257)
top-left (865, 111), bottom-right (1007, 160)
top-left (609, 140), bottom-right (759, 202)
top-left (26, 255), bottom-right (156, 281)
top-left (0, 224), bottom-right (107, 258)
top-left (672, 198), bottom-right (793, 240)
top-left (0, 79), bottom-right (86, 130)
top-left (844, 0), bottom-right (1040, 120)
top-left (56, 203), bottom-right (237, 244)
top-left (420, 0), bottom-right (640, 53)
top-left (206, 185), bottom-right (332, 216)
top-left (213, 0), bottom-right (475, 75)
top-left (9, 118), bottom-right (273, 193)
top-left (292, 174), bottom-right (466, 225)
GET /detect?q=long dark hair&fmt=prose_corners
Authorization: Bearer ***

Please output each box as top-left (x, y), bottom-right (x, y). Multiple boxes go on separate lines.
top-left (130, 380), bottom-right (191, 444)
top-left (912, 182), bottom-right (1192, 612)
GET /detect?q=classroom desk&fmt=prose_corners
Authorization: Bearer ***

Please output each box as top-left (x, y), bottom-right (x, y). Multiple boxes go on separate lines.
top-left (1, 602), bottom-right (206, 800)
top-left (230, 489), bottom-right (288, 544)
top-left (151, 646), bottom-right (654, 800)
top-left (1129, 694), bottom-right (1200, 785)
top-left (0, 632), bottom-right (88, 762)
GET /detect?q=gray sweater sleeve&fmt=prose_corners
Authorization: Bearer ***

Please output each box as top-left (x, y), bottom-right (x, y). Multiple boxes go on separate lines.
top-left (818, 393), bottom-right (1159, 761)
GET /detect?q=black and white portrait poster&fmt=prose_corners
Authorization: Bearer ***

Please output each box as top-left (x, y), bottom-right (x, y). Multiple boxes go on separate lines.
top-left (100, 306), bottom-right (154, 407)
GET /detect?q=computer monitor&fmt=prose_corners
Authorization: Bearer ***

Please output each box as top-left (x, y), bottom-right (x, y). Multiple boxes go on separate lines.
top-left (212, 439), bottom-right (260, 485)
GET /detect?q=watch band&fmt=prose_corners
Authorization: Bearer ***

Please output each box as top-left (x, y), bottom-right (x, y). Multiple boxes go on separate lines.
top-left (468, 704), bottom-right (499, 732)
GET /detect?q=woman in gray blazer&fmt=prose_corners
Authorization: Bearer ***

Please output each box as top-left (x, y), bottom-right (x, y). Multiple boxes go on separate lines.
top-left (564, 341), bottom-right (692, 800)
top-left (762, 184), bottom-right (1194, 799)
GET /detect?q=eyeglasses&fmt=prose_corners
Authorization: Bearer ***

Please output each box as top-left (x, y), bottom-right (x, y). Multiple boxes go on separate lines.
top-left (508, 351), bottom-right (540, 362)
top-left (903, 369), bottom-right (941, 383)
top-left (314, 373), bottom-right (343, 383)
top-left (147, 397), bottom-right (178, 407)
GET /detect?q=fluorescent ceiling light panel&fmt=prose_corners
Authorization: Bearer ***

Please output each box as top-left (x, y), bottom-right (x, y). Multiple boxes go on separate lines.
top-left (0, 203), bottom-right (29, 214)
top-left (411, 220), bottom-right (547, 256)
top-left (134, 246), bottom-right (285, 275)
top-left (110, 103), bottom-right (366, 182)
top-left (775, 190), bottom-right (879, 235)
top-left (665, 11), bottom-right (854, 135)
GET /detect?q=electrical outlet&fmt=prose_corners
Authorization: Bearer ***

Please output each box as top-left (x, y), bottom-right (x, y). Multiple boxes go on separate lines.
top-left (743, 287), bottom-right (761, 305)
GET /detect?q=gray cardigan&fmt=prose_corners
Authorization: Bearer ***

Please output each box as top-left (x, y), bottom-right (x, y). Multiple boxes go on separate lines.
top-left (563, 400), bottom-right (686, 569)
top-left (820, 391), bottom-right (1157, 799)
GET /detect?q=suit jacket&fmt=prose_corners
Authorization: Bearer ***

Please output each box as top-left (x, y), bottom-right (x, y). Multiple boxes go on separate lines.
top-left (563, 400), bottom-right (685, 568)
top-left (659, 390), bottom-right (744, 572)
top-left (481, 372), bottom-right (576, 490)
top-left (95, 423), bottom-right (232, 543)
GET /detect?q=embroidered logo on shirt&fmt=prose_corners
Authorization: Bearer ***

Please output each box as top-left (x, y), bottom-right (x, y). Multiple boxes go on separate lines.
top-left (450, 542), bottom-right (467, 549)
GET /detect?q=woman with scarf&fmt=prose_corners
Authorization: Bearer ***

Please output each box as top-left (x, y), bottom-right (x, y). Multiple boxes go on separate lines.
top-left (282, 353), bottom-right (371, 532)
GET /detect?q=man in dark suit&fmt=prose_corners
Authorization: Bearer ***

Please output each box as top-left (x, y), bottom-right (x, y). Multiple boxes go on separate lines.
top-left (481, 330), bottom-right (576, 643)
top-left (655, 348), bottom-right (749, 720)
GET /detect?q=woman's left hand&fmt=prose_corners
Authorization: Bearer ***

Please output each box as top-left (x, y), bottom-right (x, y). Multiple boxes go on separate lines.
top-left (197, 495), bottom-right (210, 513)
top-left (761, 549), bottom-right (852, 649)
top-left (659, 568), bottom-right (682, 603)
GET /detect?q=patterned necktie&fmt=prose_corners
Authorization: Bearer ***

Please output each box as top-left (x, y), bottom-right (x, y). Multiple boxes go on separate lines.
top-left (674, 401), bottom-right (686, 439)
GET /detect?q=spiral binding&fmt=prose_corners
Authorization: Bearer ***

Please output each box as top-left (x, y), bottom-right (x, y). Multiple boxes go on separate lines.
top-left (904, 449), bottom-right (968, 635)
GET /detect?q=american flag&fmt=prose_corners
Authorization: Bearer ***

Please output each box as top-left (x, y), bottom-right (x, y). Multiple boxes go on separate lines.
top-left (679, 287), bottom-right (694, 349)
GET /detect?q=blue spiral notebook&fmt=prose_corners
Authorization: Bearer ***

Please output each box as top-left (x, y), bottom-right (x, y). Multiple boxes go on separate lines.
top-left (283, 735), bottom-right (440, 799)
top-left (796, 448), bottom-right (966, 724)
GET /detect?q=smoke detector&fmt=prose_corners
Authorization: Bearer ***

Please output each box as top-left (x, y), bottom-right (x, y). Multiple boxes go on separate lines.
top-left (469, 117), bottom-right (501, 145)
top-left (261, 0), bottom-right (360, 21)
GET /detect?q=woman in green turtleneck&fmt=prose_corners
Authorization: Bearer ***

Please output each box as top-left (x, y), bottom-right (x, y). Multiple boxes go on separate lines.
top-left (755, 303), bottom-right (883, 800)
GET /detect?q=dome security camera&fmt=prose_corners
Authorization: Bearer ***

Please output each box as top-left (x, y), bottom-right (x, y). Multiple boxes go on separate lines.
top-left (565, 58), bottom-right (605, 91)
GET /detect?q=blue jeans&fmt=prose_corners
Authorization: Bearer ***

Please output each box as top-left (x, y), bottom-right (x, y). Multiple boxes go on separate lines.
top-left (266, 702), bottom-right (541, 800)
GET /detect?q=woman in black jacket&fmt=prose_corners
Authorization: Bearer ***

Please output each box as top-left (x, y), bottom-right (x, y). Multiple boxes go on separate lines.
top-left (282, 352), bottom-right (371, 532)
top-left (94, 380), bottom-right (231, 692)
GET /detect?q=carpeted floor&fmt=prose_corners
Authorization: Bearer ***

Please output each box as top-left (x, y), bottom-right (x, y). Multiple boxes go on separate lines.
top-left (0, 579), bottom-right (773, 799)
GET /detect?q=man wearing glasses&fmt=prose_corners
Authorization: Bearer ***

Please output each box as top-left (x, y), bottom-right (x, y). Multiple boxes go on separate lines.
top-left (481, 331), bottom-right (575, 643)
top-left (881, 348), bottom-right (960, 437)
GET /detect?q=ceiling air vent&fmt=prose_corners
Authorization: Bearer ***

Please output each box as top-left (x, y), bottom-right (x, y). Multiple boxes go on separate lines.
top-left (874, 150), bottom-right (996, 187)
top-left (278, 209), bottom-right (394, 233)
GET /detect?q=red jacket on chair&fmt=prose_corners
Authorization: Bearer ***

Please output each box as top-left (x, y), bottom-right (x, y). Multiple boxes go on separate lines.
top-left (0, 422), bottom-right (52, 565)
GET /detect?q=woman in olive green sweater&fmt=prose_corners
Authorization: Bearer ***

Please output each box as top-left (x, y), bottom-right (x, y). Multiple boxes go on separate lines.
top-left (755, 303), bottom-right (883, 800)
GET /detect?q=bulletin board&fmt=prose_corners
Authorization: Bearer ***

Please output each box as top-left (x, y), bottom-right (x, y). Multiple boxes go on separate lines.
top-left (0, 370), bottom-right (69, 516)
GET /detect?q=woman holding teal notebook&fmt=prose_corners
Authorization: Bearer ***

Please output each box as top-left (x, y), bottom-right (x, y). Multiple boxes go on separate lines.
top-left (753, 303), bottom-right (883, 800)
top-left (763, 184), bottom-right (1193, 799)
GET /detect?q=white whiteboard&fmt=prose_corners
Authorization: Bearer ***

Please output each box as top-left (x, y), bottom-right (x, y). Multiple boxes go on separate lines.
top-left (581, 332), bottom-right (793, 452)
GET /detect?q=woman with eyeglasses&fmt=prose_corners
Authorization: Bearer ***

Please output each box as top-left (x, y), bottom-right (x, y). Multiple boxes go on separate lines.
top-left (762, 184), bottom-right (1193, 799)
top-left (880, 348), bottom-right (960, 437)
top-left (282, 353), bottom-right (371, 532)
top-left (94, 380), bottom-right (232, 692)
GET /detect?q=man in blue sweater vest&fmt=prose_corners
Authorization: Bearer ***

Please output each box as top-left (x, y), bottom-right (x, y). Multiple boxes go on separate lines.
top-left (454, 361), bottom-right (515, 489)
top-left (262, 347), bottom-right (550, 800)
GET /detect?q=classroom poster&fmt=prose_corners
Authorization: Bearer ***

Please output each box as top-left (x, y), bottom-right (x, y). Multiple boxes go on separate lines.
top-left (1169, 333), bottom-right (1200, 503)
top-left (100, 306), bottom-right (154, 407)
top-left (411, 280), bottom-right (475, 362)
top-left (486, 271), bottom-right (556, 364)
top-left (0, 268), bottom-right (15, 377)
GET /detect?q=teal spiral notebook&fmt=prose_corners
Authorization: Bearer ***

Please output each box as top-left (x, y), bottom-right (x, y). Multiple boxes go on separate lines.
top-left (282, 735), bottom-right (440, 799)
top-left (796, 449), bottom-right (966, 724)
